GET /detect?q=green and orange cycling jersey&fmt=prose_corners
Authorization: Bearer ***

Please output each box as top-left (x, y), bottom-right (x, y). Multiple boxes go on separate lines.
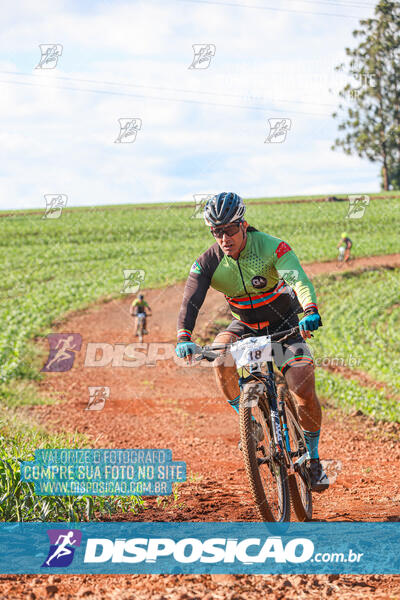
top-left (177, 227), bottom-right (319, 341)
top-left (131, 299), bottom-right (149, 315)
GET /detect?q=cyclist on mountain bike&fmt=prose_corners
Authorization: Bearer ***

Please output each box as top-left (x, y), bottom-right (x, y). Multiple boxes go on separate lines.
top-left (337, 232), bottom-right (352, 263)
top-left (130, 294), bottom-right (152, 335)
top-left (175, 192), bottom-right (329, 492)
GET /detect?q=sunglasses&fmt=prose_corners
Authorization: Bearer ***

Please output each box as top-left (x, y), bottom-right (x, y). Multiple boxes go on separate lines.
top-left (211, 221), bottom-right (243, 238)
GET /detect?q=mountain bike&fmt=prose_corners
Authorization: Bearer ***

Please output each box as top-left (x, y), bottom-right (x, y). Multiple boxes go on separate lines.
top-left (194, 325), bottom-right (312, 522)
top-left (337, 246), bottom-right (353, 268)
top-left (135, 313), bottom-right (151, 343)
top-left (337, 245), bottom-right (345, 267)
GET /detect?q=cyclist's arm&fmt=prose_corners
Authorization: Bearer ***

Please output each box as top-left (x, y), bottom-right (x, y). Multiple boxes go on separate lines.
top-left (273, 242), bottom-right (319, 315)
top-left (177, 264), bottom-right (211, 341)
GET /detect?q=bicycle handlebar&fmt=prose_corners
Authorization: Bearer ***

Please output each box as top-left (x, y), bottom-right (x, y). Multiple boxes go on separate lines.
top-left (194, 325), bottom-right (303, 362)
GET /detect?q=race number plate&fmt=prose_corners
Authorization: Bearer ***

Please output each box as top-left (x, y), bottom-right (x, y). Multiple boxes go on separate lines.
top-left (230, 336), bottom-right (272, 369)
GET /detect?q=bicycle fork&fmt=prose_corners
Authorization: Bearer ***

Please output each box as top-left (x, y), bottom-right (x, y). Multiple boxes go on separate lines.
top-left (260, 366), bottom-right (285, 458)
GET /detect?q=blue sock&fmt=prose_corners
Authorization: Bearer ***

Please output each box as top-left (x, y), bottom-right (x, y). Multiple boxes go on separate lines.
top-left (227, 395), bottom-right (240, 415)
top-left (303, 429), bottom-right (320, 459)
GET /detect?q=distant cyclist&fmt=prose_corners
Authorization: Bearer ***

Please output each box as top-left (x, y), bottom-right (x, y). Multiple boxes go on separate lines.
top-left (175, 192), bottom-right (329, 492)
top-left (337, 232), bottom-right (352, 263)
top-left (130, 294), bottom-right (152, 335)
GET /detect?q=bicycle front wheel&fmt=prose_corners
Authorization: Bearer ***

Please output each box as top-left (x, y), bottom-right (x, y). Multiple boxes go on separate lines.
top-left (239, 382), bottom-right (290, 522)
top-left (137, 320), bottom-right (144, 343)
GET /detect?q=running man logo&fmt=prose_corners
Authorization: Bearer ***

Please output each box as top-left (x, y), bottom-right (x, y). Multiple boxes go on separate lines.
top-left (86, 386), bottom-right (110, 411)
top-left (120, 269), bottom-right (145, 294)
top-left (265, 119), bottom-right (291, 144)
top-left (191, 194), bottom-right (214, 219)
top-left (35, 44), bottom-right (63, 69)
top-left (346, 195), bottom-right (370, 219)
top-left (188, 44), bottom-right (216, 69)
top-left (42, 194), bottom-right (67, 219)
top-left (41, 333), bottom-right (82, 373)
top-left (115, 118), bottom-right (142, 143)
top-left (42, 529), bottom-right (82, 568)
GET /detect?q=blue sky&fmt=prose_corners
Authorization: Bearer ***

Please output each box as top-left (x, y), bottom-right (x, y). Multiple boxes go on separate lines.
top-left (0, 0), bottom-right (379, 209)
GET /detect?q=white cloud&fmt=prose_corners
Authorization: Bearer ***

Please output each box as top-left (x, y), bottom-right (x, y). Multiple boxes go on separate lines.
top-left (0, 0), bottom-right (380, 210)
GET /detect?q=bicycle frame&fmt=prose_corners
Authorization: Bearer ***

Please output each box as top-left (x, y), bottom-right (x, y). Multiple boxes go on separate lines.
top-left (239, 358), bottom-right (310, 480)
top-left (195, 325), bottom-right (313, 520)
top-left (196, 326), bottom-right (310, 476)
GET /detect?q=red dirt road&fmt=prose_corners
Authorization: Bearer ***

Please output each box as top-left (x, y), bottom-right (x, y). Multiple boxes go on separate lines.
top-left (4, 254), bottom-right (400, 599)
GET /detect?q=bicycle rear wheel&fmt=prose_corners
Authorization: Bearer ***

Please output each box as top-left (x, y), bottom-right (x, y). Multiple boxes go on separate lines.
top-left (239, 382), bottom-right (290, 522)
top-left (279, 386), bottom-right (312, 521)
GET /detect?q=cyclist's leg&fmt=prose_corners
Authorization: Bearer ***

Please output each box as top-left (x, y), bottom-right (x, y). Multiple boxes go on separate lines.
top-left (284, 363), bottom-right (322, 438)
top-left (211, 320), bottom-right (247, 413)
top-left (274, 334), bottom-right (322, 457)
top-left (275, 339), bottom-right (328, 490)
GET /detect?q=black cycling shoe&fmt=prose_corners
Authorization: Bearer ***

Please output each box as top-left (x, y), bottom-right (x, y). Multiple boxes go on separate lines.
top-left (308, 459), bottom-right (330, 493)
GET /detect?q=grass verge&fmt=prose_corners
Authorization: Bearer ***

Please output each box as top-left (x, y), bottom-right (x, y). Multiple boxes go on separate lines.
top-left (0, 409), bottom-right (144, 522)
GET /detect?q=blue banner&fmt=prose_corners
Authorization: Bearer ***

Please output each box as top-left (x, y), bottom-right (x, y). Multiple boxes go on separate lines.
top-left (0, 522), bottom-right (399, 574)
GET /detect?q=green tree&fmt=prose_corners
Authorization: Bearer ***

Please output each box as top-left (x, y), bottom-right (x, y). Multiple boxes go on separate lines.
top-left (332, 0), bottom-right (400, 190)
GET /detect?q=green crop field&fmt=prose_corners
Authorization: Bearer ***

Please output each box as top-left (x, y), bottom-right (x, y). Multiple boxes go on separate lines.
top-left (313, 269), bottom-right (400, 396)
top-left (311, 269), bottom-right (400, 421)
top-left (2, 196), bottom-right (400, 384)
top-left (245, 191), bottom-right (400, 204)
top-left (1, 194), bottom-right (399, 520)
